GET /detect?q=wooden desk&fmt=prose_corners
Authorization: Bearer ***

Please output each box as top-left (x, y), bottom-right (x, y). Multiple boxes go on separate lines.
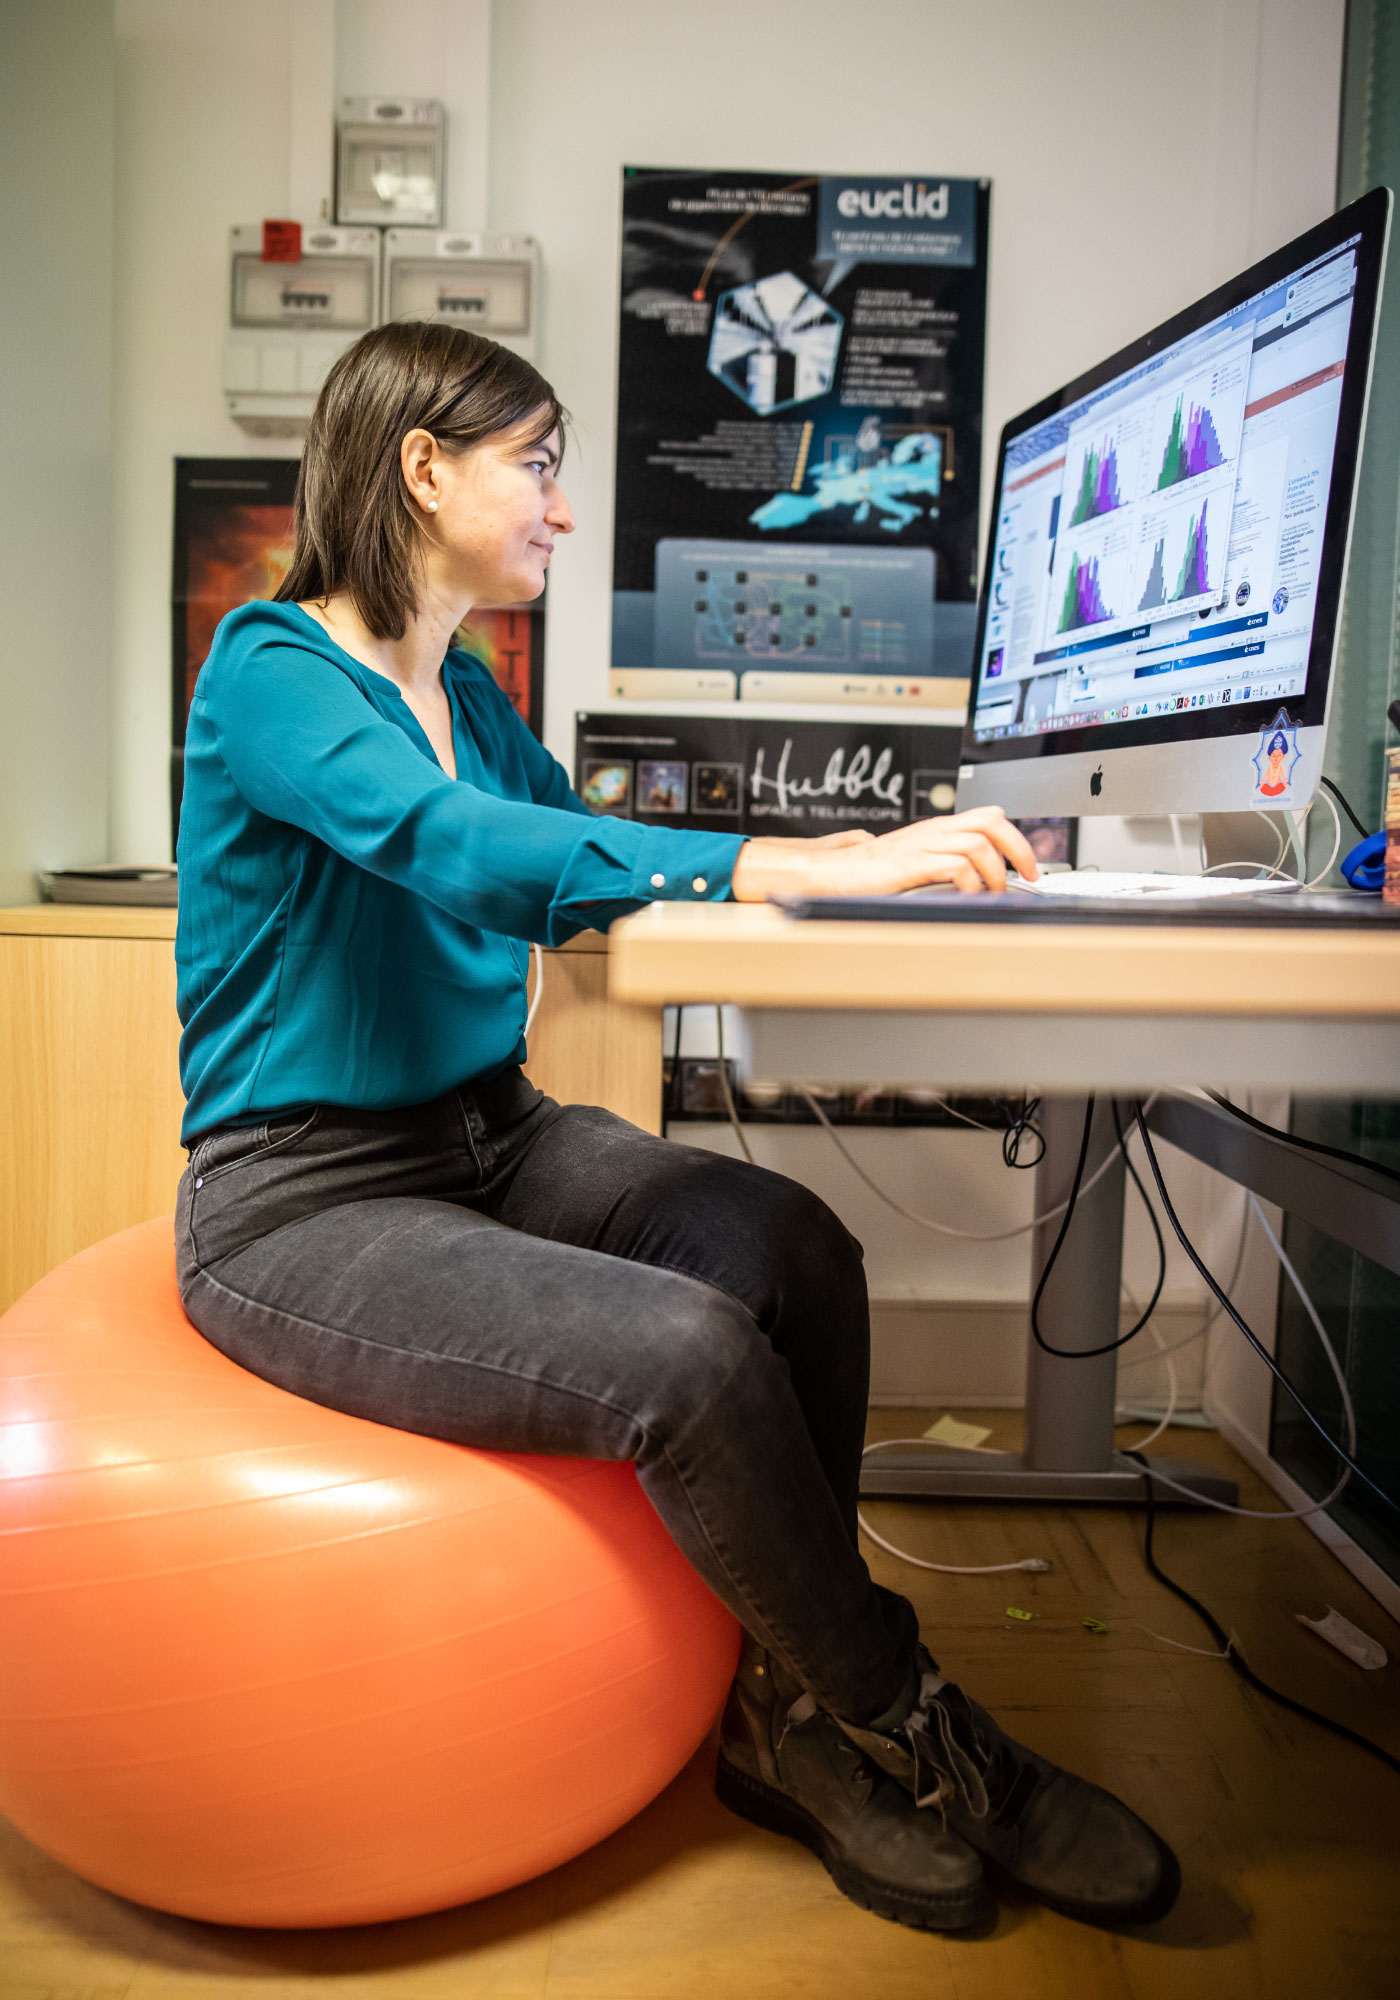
top-left (609, 902), bottom-right (1400, 1095)
top-left (0, 908), bottom-right (660, 1312)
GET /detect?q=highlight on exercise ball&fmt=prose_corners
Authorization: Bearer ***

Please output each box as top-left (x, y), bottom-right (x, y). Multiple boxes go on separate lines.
top-left (0, 1220), bottom-right (739, 1928)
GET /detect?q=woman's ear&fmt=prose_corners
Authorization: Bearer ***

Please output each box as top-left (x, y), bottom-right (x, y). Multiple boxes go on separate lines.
top-left (401, 428), bottom-right (440, 515)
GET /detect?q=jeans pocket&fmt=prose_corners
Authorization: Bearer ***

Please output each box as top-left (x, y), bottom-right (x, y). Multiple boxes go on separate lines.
top-left (190, 1107), bottom-right (322, 1187)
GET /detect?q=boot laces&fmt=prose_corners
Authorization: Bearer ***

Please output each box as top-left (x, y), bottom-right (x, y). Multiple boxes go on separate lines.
top-left (907, 1683), bottom-right (1037, 1826)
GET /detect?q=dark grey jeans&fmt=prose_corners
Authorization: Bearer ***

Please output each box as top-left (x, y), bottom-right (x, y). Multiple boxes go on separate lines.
top-left (175, 1068), bottom-right (919, 1724)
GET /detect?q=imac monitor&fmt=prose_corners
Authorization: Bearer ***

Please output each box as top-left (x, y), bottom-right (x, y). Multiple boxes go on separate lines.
top-left (958, 189), bottom-right (1391, 818)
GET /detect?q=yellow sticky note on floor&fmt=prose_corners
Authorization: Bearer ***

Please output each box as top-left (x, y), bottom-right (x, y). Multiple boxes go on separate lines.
top-left (922, 1413), bottom-right (994, 1451)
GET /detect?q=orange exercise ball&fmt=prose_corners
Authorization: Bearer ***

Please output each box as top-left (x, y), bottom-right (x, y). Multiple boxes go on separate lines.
top-left (0, 1220), bottom-right (739, 1927)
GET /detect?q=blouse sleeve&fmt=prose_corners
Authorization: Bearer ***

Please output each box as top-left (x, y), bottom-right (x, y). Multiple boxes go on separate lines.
top-left (202, 642), bottom-right (746, 946)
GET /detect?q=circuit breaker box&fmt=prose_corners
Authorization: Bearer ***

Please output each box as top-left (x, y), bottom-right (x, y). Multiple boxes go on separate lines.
top-left (382, 230), bottom-right (539, 360)
top-left (223, 224), bottom-right (381, 436)
top-left (336, 98), bottom-right (445, 228)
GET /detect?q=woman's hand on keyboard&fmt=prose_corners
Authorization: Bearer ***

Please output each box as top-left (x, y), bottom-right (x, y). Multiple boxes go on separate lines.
top-left (731, 808), bottom-right (1039, 901)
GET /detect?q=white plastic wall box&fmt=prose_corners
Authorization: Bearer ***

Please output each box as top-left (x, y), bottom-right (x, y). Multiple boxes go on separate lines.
top-left (382, 229), bottom-right (540, 361)
top-left (336, 98), bottom-right (445, 228)
top-left (222, 224), bottom-right (381, 438)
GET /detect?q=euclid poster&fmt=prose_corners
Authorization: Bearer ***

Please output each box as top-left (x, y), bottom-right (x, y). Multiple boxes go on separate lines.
top-left (611, 167), bottom-right (989, 710)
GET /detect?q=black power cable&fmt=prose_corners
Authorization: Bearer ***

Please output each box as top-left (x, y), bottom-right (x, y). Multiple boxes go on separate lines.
top-left (1122, 1449), bottom-right (1400, 1779)
top-left (1319, 774), bottom-right (1370, 841)
top-left (1028, 1095), bottom-right (1165, 1359)
top-left (1000, 1095), bottom-right (1046, 1170)
top-left (1111, 1097), bottom-right (1167, 1342)
top-left (661, 1003), bottom-right (685, 1139)
top-left (1203, 1088), bottom-right (1400, 1192)
top-left (1132, 1105), bottom-right (1400, 1520)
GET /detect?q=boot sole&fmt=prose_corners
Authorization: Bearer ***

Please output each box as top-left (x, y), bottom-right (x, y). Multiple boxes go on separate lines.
top-left (715, 1754), bottom-right (994, 1933)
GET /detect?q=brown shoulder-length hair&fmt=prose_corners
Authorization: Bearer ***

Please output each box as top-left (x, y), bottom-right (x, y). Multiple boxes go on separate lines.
top-left (275, 321), bottom-right (567, 641)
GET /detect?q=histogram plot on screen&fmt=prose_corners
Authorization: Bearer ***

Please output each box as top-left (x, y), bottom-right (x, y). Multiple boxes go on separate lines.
top-left (1133, 479), bottom-right (1230, 616)
top-left (1069, 437), bottom-right (1126, 524)
top-left (1146, 334), bottom-right (1252, 495)
top-left (1061, 406), bottom-right (1146, 528)
top-left (1052, 520), bottom-right (1133, 634)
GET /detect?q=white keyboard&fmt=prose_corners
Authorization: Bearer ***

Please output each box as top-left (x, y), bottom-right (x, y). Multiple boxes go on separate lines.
top-left (1009, 869), bottom-right (1298, 900)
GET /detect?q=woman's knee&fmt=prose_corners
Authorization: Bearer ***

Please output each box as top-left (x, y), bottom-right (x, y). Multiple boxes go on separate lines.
top-left (636, 1277), bottom-right (781, 1442)
top-left (743, 1169), bottom-right (866, 1307)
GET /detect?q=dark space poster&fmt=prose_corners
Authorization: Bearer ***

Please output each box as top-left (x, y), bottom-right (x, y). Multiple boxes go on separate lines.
top-left (611, 167), bottom-right (989, 708)
top-left (171, 459), bottom-right (299, 729)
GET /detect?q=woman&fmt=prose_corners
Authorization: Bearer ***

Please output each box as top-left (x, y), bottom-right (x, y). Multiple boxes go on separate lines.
top-left (175, 322), bottom-right (1177, 1935)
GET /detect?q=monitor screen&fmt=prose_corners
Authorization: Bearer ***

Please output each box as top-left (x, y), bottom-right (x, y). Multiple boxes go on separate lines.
top-left (962, 190), bottom-right (1389, 796)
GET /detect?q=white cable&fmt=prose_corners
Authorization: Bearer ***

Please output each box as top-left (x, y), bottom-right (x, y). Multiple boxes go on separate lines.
top-left (800, 1086), bottom-right (1158, 1243)
top-left (1200, 801), bottom-right (1312, 883)
top-left (1116, 1178), bottom-right (1253, 1375)
top-left (1114, 1312), bottom-right (1179, 1451)
top-left (524, 942), bottom-right (545, 1037)
top-left (919, 1093), bottom-right (1008, 1134)
top-left (1197, 791), bottom-right (1340, 890)
top-left (1254, 808), bottom-right (1290, 873)
top-left (857, 1441), bottom-right (1051, 1574)
top-left (1134, 1191), bottom-right (1356, 1519)
top-left (1134, 1623), bottom-right (1234, 1658)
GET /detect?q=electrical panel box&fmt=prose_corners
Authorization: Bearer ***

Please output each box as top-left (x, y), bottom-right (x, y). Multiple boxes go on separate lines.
top-left (382, 230), bottom-right (539, 359)
top-left (223, 224), bottom-right (380, 436)
top-left (336, 98), bottom-right (445, 227)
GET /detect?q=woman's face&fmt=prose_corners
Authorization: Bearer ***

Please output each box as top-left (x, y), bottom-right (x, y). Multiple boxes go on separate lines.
top-left (404, 411), bottom-right (574, 610)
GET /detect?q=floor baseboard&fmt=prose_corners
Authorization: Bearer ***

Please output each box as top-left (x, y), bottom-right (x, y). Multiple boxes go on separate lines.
top-left (869, 1296), bottom-right (1209, 1409)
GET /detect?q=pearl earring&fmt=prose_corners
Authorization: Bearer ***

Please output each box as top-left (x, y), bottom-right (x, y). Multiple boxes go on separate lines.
top-left (426, 500), bottom-right (438, 513)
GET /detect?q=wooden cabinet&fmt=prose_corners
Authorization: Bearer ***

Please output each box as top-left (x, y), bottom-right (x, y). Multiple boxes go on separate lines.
top-left (0, 908), bottom-right (660, 1312)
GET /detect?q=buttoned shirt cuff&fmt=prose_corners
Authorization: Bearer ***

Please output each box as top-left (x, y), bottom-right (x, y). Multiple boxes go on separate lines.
top-left (629, 830), bottom-right (749, 903)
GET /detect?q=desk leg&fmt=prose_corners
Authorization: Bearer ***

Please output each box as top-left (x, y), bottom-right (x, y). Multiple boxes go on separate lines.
top-left (860, 1094), bottom-right (1238, 1507)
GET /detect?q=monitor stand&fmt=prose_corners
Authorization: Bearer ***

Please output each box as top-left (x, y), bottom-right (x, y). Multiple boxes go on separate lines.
top-left (859, 1095), bottom-right (1239, 1506)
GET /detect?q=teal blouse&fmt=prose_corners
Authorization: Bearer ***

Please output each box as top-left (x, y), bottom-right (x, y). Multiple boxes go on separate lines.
top-left (174, 600), bottom-right (746, 1143)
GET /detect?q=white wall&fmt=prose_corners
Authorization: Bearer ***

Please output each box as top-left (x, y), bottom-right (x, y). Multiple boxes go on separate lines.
top-left (110, 0), bottom-right (293, 863)
top-left (0, 0), bottom-right (115, 903)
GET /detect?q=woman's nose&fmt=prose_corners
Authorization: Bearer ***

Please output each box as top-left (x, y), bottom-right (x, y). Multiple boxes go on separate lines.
top-left (547, 485), bottom-right (576, 534)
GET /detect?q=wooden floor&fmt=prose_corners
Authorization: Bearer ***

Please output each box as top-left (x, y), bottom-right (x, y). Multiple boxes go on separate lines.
top-left (3, 1410), bottom-right (1398, 2000)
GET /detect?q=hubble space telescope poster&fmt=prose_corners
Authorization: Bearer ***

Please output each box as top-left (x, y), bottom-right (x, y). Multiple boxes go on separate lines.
top-left (611, 166), bottom-right (989, 709)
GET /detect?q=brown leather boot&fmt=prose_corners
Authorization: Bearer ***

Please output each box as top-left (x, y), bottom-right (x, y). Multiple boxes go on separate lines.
top-left (716, 1638), bottom-right (993, 1931)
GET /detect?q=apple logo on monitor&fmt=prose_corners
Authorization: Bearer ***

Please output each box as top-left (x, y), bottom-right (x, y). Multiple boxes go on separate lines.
top-left (1090, 766), bottom-right (1104, 797)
